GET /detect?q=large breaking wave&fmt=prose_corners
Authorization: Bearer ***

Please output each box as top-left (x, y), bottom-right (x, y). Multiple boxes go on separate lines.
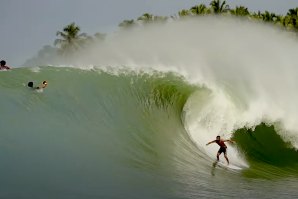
top-left (1, 17), bottom-right (298, 198)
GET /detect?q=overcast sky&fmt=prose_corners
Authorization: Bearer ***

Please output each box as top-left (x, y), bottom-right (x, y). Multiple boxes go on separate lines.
top-left (1, 0), bottom-right (297, 67)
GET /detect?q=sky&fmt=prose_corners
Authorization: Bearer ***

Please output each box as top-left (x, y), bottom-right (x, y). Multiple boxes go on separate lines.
top-left (0, 0), bottom-right (297, 67)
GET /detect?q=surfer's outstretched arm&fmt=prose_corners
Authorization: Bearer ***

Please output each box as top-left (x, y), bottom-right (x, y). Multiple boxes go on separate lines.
top-left (224, 139), bottom-right (235, 144)
top-left (206, 140), bottom-right (216, 146)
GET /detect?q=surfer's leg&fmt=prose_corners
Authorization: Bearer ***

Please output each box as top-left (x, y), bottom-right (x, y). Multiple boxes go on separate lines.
top-left (224, 153), bottom-right (229, 165)
top-left (217, 147), bottom-right (224, 161)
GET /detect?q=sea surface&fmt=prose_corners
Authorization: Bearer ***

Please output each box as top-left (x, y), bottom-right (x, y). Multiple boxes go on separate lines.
top-left (1, 66), bottom-right (298, 198)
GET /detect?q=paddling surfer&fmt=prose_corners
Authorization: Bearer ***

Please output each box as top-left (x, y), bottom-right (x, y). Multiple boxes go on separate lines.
top-left (28, 81), bottom-right (48, 90)
top-left (206, 136), bottom-right (234, 165)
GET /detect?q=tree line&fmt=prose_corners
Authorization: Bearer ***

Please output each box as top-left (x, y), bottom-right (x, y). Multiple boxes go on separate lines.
top-left (25, 0), bottom-right (298, 65)
top-left (119, 0), bottom-right (298, 31)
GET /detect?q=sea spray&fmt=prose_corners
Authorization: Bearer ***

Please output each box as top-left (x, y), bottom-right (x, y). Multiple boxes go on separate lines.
top-left (27, 16), bottom-right (298, 153)
top-left (68, 17), bottom-right (298, 149)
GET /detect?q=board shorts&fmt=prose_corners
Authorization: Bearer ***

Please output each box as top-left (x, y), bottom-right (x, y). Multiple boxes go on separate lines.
top-left (218, 147), bottom-right (227, 154)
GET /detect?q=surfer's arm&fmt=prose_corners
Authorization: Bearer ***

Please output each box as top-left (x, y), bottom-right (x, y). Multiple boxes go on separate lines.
top-left (224, 139), bottom-right (235, 144)
top-left (206, 140), bottom-right (216, 146)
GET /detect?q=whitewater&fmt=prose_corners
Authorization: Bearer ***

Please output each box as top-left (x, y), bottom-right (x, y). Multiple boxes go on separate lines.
top-left (1, 17), bottom-right (298, 198)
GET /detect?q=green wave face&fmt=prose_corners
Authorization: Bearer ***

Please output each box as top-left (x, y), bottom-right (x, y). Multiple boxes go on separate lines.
top-left (234, 124), bottom-right (298, 178)
top-left (0, 67), bottom-right (298, 198)
top-left (235, 124), bottom-right (298, 166)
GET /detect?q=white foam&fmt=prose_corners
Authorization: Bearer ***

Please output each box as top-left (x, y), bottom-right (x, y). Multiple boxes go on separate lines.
top-left (182, 89), bottom-right (249, 168)
top-left (30, 67), bottom-right (41, 73)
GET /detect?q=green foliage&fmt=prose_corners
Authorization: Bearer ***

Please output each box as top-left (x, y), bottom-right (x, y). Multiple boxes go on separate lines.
top-left (210, 0), bottom-right (229, 14)
top-left (178, 9), bottom-right (191, 17)
top-left (137, 13), bottom-right (154, 23)
top-left (261, 11), bottom-right (277, 22)
top-left (54, 22), bottom-right (88, 56)
top-left (251, 11), bottom-right (262, 20)
top-left (285, 8), bottom-right (298, 30)
top-left (287, 8), bottom-right (298, 18)
top-left (230, 6), bottom-right (250, 16)
top-left (46, 0), bottom-right (298, 60)
top-left (176, 1), bottom-right (298, 33)
top-left (190, 4), bottom-right (210, 16)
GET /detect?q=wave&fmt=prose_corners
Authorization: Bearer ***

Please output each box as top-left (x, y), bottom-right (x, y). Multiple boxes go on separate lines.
top-left (2, 17), bottom-right (298, 198)
top-left (1, 67), bottom-right (297, 173)
top-left (26, 17), bottom-right (298, 150)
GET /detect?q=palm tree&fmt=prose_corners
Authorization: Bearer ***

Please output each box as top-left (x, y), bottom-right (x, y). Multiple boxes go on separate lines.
top-left (230, 6), bottom-right (250, 16)
top-left (54, 22), bottom-right (87, 55)
top-left (250, 11), bottom-right (262, 20)
top-left (261, 11), bottom-right (277, 22)
top-left (281, 16), bottom-right (296, 30)
top-left (210, 0), bottom-right (230, 14)
top-left (137, 13), bottom-right (154, 24)
top-left (286, 8), bottom-right (298, 30)
top-left (178, 9), bottom-right (191, 18)
top-left (287, 8), bottom-right (298, 17)
top-left (190, 4), bottom-right (209, 15)
top-left (273, 15), bottom-right (283, 26)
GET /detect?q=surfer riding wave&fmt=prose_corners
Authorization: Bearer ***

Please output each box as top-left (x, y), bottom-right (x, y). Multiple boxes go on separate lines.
top-left (206, 136), bottom-right (235, 165)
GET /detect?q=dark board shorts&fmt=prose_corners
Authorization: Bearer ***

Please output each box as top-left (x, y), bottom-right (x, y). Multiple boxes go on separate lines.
top-left (218, 147), bottom-right (227, 154)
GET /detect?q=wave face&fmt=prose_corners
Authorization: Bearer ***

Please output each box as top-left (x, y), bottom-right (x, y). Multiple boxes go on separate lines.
top-left (0, 67), bottom-right (298, 198)
top-left (2, 17), bottom-right (298, 198)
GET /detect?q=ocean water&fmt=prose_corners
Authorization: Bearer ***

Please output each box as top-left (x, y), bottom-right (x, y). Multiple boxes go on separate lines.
top-left (1, 17), bottom-right (298, 198)
top-left (0, 67), bottom-right (297, 198)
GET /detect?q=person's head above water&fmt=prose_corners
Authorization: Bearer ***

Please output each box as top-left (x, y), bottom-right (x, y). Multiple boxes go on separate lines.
top-left (216, 136), bottom-right (220, 141)
top-left (42, 81), bottom-right (48, 88)
top-left (0, 60), bottom-right (6, 66)
top-left (28, 82), bottom-right (34, 88)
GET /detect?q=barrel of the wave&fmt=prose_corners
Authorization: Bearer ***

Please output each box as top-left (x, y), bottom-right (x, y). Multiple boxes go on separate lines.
top-left (182, 89), bottom-right (249, 169)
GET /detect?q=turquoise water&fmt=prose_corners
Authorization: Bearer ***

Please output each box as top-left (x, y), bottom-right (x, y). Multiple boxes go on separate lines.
top-left (0, 67), bottom-right (298, 198)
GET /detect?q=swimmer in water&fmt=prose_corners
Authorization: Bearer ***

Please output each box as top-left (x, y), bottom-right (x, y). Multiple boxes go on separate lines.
top-left (28, 81), bottom-right (48, 90)
top-left (0, 60), bottom-right (11, 70)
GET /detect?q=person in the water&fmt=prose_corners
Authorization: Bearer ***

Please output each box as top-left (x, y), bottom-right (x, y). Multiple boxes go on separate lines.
top-left (206, 136), bottom-right (234, 164)
top-left (0, 60), bottom-right (11, 70)
top-left (28, 81), bottom-right (48, 89)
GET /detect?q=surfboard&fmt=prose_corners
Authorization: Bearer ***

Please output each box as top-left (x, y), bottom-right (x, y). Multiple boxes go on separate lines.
top-left (217, 161), bottom-right (242, 170)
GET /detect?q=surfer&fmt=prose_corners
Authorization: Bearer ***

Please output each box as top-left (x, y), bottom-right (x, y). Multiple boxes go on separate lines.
top-left (206, 136), bottom-right (234, 165)
top-left (28, 81), bottom-right (48, 90)
top-left (0, 60), bottom-right (11, 70)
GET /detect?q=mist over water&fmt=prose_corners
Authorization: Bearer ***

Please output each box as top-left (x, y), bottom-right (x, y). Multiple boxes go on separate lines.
top-left (57, 17), bottom-right (298, 148)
